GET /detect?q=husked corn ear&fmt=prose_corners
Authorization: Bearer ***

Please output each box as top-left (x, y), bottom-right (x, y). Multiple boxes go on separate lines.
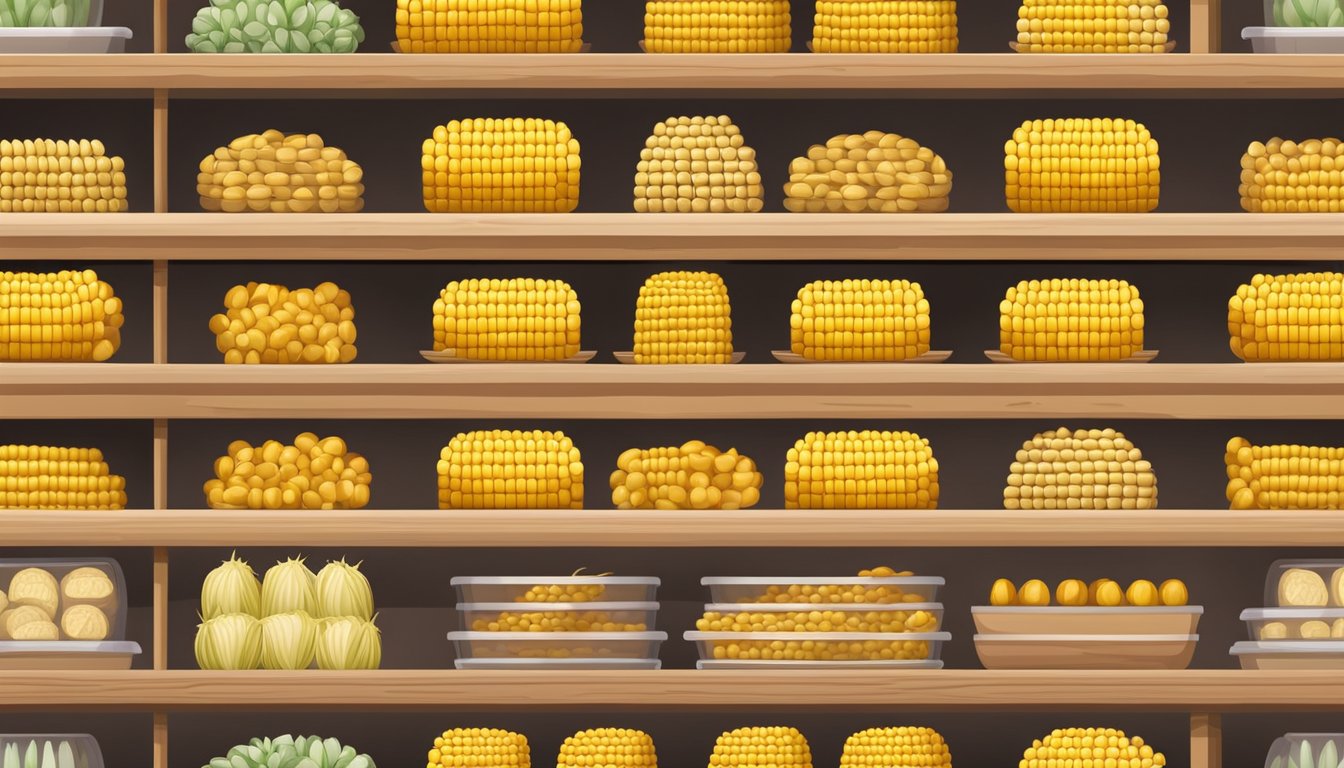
top-left (644, 0), bottom-right (790, 52)
top-left (634, 271), bottom-right (733, 364)
top-left (1021, 728), bottom-right (1166, 768)
top-left (784, 132), bottom-right (952, 213)
top-left (423, 118), bottom-right (580, 213)
top-left (610, 440), bottom-right (763, 510)
top-left (1241, 138), bottom-right (1344, 213)
top-left (1005, 118), bottom-right (1160, 213)
top-left (197, 129), bottom-right (364, 213)
top-left (999, 278), bottom-right (1144, 361)
top-left (437, 429), bottom-right (583, 509)
top-left (0, 269), bottom-right (123, 361)
top-left (1225, 436), bottom-right (1344, 510)
top-left (751, 567), bottom-right (929, 604)
top-left (427, 728), bottom-right (531, 768)
top-left (203, 432), bottom-right (372, 510)
top-left (0, 444), bottom-right (127, 510)
top-left (0, 138), bottom-right (127, 213)
top-left (791, 279), bottom-right (930, 361)
top-left (1016, 0), bottom-right (1170, 52)
top-left (709, 727), bottom-right (812, 768)
top-left (814, 1), bottom-right (958, 53)
top-left (634, 116), bottom-right (762, 213)
top-left (397, 0), bottom-right (583, 53)
top-left (433, 278), bottom-right (581, 360)
top-left (785, 430), bottom-right (939, 509)
top-left (210, 281), bottom-right (357, 365)
top-left (697, 606), bottom-right (939, 632)
top-left (840, 727), bottom-right (952, 768)
top-left (472, 608), bottom-right (646, 631)
top-left (1004, 427), bottom-right (1157, 510)
top-left (558, 729), bottom-right (657, 768)
top-left (1228, 272), bottom-right (1344, 361)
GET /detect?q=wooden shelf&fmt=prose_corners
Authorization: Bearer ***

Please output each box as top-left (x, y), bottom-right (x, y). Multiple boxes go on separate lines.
top-left (3, 213), bottom-right (1343, 261)
top-left (2, 509), bottom-right (1341, 547)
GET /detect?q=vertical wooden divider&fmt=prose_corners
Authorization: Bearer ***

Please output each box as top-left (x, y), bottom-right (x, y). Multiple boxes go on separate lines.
top-left (1190, 713), bottom-right (1223, 768)
top-left (1189, 0), bottom-right (1221, 53)
top-left (153, 2), bottom-right (170, 764)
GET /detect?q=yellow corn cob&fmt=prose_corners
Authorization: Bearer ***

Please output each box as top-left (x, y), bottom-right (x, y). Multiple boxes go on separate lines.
top-left (1225, 437), bottom-right (1344, 510)
top-left (209, 281), bottom-right (357, 365)
top-left (784, 132), bottom-right (952, 213)
top-left (784, 430), bottom-right (939, 509)
top-left (1015, 0), bottom-right (1170, 53)
top-left (0, 444), bottom-right (127, 510)
top-left (437, 429), bottom-right (583, 509)
top-left (709, 728), bottom-right (812, 768)
top-left (1241, 138), bottom-right (1344, 213)
top-left (644, 0), bottom-right (791, 52)
top-left (1005, 118), bottom-right (1160, 213)
top-left (1004, 427), bottom-right (1157, 510)
top-left (697, 606), bottom-right (939, 632)
top-left (0, 138), bottom-right (127, 213)
top-left (840, 727), bottom-right (952, 768)
top-left (197, 130), bottom-right (364, 213)
top-left (432, 278), bottom-right (581, 360)
top-left (609, 440), bottom-right (763, 509)
top-left (396, 0), bottom-right (583, 53)
top-left (1228, 273), bottom-right (1344, 361)
top-left (558, 729), bottom-right (657, 768)
top-left (813, 1), bottom-right (958, 53)
top-left (0, 269), bottom-right (123, 362)
top-left (633, 271), bottom-right (733, 364)
top-left (423, 118), bottom-right (580, 213)
top-left (634, 116), bottom-right (763, 213)
top-left (999, 278), bottom-right (1144, 361)
top-left (791, 279), bottom-right (930, 360)
top-left (203, 433), bottom-right (372, 510)
top-left (1021, 728), bottom-right (1166, 768)
top-left (427, 728), bottom-right (530, 768)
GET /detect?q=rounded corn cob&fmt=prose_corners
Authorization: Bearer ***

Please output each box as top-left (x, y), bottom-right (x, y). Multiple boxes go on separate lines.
top-left (644, 0), bottom-right (790, 52)
top-left (203, 433), bottom-right (372, 510)
top-left (397, 0), bottom-right (583, 53)
top-left (437, 429), bottom-right (584, 509)
top-left (840, 727), bottom-right (953, 768)
top-left (197, 130), bottom-right (364, 213)
top-left (427, 728), bottom-right (530, 768)
top-left (209, 281), bottom-right (357, 365)
top-left (0, 138), bottom-right (127, 213)
top-left (634, 116), bottom-right (762, 213)
top-left (1228, 273), bottom-right (1344, 361)
top-left (784, 430), bottom-right (939, 509)
top-left (0, 269), bottom-right (123, 362)
top-left (791, 279), bottom-right (930, 361)
top-left (1226, 436), bottom-right (1344, 510)
top-left (0, 444), bottom-right (127, 510)
top-left (633, 271), bottom-right (733, 364)
top-left (423, 118), bottom-right (580, 213)
top-left (813, 1), bottom-right (958, 53)
top-left (609, 440), bottom-right (763, 510)
top-left (1005, 118), bottom-right (1160, 213)
top-left (1015, 0), bottom-right (1171, 53)
top-left (1241, 138), bottom-right (1344, 213)
top-left (557, 729), bottom-right (657, 768)
top-left (999, 278), bottom-right (1144, 362)
top-left (709, 727), bottom-right (812, 767)
top-left (433, 278), bottom-right (581, 361)
top-left (1004, 427), bottom-right (1157, 510)
top-left (1020, 728), bottom-right (1166, 768)
top-left (784, 131), bottom-right (952, 213)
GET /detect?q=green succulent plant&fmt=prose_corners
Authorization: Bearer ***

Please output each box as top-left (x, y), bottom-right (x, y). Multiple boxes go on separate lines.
top-left (186, 0), bottom-right (364, 53)
top-left (1274, 0), bottom-right (1344, 26)
top-left (203, 735), bottom-right (375, 768)
top-left (0, 0), bottom-right (93, 27)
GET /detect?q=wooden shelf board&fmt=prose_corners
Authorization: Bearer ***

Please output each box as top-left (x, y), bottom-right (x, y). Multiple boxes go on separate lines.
top-left (3, 213), bottom-right (1343, 261)
top-left (1, 509), bottom-right (1341, 547)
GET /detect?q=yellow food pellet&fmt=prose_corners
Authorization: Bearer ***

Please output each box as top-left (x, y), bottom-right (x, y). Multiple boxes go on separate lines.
top-left (0, 138), bottom-right (128, 213)
top-left (610, 440), bottom-right (761, 510)
top-left (708, 727), bottom-right (811, 768)
top-left (438, 429), bottom-right (583, 510)
top-left (1225, 436), bottom-right (1344, 510)
top-left (1125, 579), bottom-right (1159, 606)
top-left (0, 269), bottom-right (124, 361)
top-left (558, 729), bottom-right (657, 768)
top-left (396, 0), bottom-right (583, 53)
top-left (1020, 727), bottom-right (1167, 768)
top-left (744, 568), bottom-right (925, 607)
top-left (999, 278), bottom-right (1144, 361)
top-left (426, 727), bottom-right (530, 768)
top-left (645, 1), bottom-right (790, 53)
top-left (633, 271), bottom-right (734, 364)
top-left (790, 279), bottom-right (932, 361)
top-left (1003, 427), bottom-right (1157, 510)
top-left (211, 281), bottom-right (356, 365)
top-left (203, 432), bottom-right (371, 510)
top-left (783, 134), bottom-right (953, 213)
top-left (839, 727), bottom-right (952, 768)
top-left (1055, 579), bottom-right (1088, 606)
top-left (423, 118), bottom-right (579, 213)
top-left (1227, 273), bottom-right (1344, 361)
top-left (1240, 139), bottom-right (1344, 213)
top-left (1005, 118), bottom-right (1160, 212)
top-left (990, 578), bottom-right (1018, 606)
top-left (433, 278), bottom-right (580, 361)
top-left (1094, 579), bottom-right (1125, 606)
top-left (1018, 579), bottom-right (1051, 606)
top-left (813, 2), bottom-right (958, 53)
top-left (0, 444), bottom-right (127, 510)
top-left (472, 608), bottom-right (645, 632)
top-left (784, 430), bottom-right (938, 509)
top-left (1014, 1), bottom-right (1171, 53)
top-left (1159, 578), bottom-right (1188, 606)
top-left (197, 130), bottom-right (363, 213)
top-left (634, 116), bottom-right (762, 213)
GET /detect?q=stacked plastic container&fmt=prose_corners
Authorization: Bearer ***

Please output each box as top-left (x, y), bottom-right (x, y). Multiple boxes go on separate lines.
top-left (1265, 734), bottom-right (1344, 768)
top-left (1243, 0), bottom-right (1344, 52)
top-left (0, 0), bottom-right (132, 53)
top-left (447, 575), bottom-right (666, 669)
top-left (0, 735), bottom-right (105, 768)
top-left (1233, 559), bottom-right (1344, 669)
top-left (0, 558), bottom-right (141, 670)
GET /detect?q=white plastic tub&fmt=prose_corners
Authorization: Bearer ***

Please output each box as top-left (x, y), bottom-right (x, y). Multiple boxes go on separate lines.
top-left (447, 630), bottom-right (667, 660)
top-left (1242, 608), bottom-right (1344, 640)
top-left (1232, 640), bottom-right (1344, 669)
top-left (0, 27), bottom-right (130, 53)
top-left (455, 657), bottom-right (661, 670)
top-left (685, 630), bottom-right (949, 662)
top-left (457, 602), bottom-right (658, 632)
top-left (1243, 27), bottom-right (1344, 53)
top-left (450, 576), bottom-right (659, 604)
top-left (702, 576), bottom-right (944, 605)
top-left (0, 735), bottom-right (105, 768)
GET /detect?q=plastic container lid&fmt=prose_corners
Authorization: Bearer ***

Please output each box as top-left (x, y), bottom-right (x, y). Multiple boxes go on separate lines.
top-left (0, 27), bottom-right (129, 37)
top-left (974, 634), bottom-right (1197, 642)
top-left (702, 576), bottom-right (944, 586)
top-left (1264, 559), bottom-right (1344, 608)
top-left (974, 606), bottom-right (1202, 613)
top-left (452, 576), bottom-right (660, 585)
top-left (697, 659), bottom-right (943, 669)
top-left (703, 602), bottom-right (941, 612)
top-left (685, 630), bottom-right (950, 641)
top-left (1232, 640), bottom-right (1344, 654)
top-left (449, 631), bottom-right (667, 640)
top-left (1242, 608), bottom-right (1344, 619)
top-left (455, 657), bottom-right (662, 670)
top-left (458, 602), bottom-right (658, 611)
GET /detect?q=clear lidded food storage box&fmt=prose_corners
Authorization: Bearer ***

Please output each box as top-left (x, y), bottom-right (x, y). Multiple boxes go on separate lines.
top-left (0, 735), bottom-right (105, 768)
top-left (684, 630), bottom-right (950, 663)
top-left (1265, 559), bottom-right (1344, 608)
top-left (1242, 607), bottom-right (1344, 640)
top-left (457, 602), bottom-right (659, 632)
top-left (450, 576), bottom-right (660, 604)
top-left (701, 576), bottom-right (944, 605)
top-left (698, 602), bottom-right (944, 632)
top-left (0, 558), bottom-right (141, 669)
top-left (447, 630), bottom-right (667, 660)
top-left (1263, 734), bottom-right (1344, 768)
top-left (1231, 640), bottom-right (1344, 669)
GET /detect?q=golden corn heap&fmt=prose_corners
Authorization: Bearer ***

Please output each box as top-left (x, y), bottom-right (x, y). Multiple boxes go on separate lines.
top-left (710, 728), bottom-right (812, 768)
top-left (696, 605), bottom-right (939, 632)
top-left (427, 728), bottom-right (531, 768)
top-left (784, 132), bottom-right (952, 214)
top-left (999, 278), bottom-right (1144, 362)
top-left (432, 278), bottom-right (581, 361)
top-left (437, 429), bottom-right (584, 509)
top-left (1021, 728), bottom-right (1166, 768)
top-left (1228, 273), bottom-right (1344, 361)
top-left (1005, 118), bottom-right (1160, 213)
top-left (423, 118), bottom-right (580, 213)
top-left (1015, 0), bottom-right (1170, 52)
top-left (471, 607), bottom-right (647, 631)
top-left (210, 282), bottom-right (357, 365)
top-left (203, 433), bottom-right (372, 510)
top-left (558, 729), bottom-right (657, 768)
top-left (1225, 437), bottom-right (1344, 510)
top-left (707, 635), bottom-right (936, 660)
top-left (0, 269), bottom-right (123, 362)
top-left (0, 445), bottom-right (127, 510)
top-left (610, 441), bottom-right (763, 510)
top-left (396, 0), bottom-right (583, 53)
top-left (197, 130), bottom-right (364, 213)
top-left (839, 727), bottom-right (952, 768)
top-left (784, 430), bottom-right (939, 509)
top-left (748, 567), bottom-right (931, 605)
top-left (813, 1), bottom-right (958, 52)
top-left (644, 0), bottom-right (790, 52)
top-left (1004, 427), bottom-right (1157, 510)
top-left (634, 116), bottom-right (763, 214)
top-left (634, 271), bottom-right (733, 364)
top-left (520, 574), bottom-right (610, 603)
top-left (1241, 138), bottom-right (1344, 213)
top-left (792, 279), bottom-right (930, 361)
top-left (0, 138), bottom-right (127, 213)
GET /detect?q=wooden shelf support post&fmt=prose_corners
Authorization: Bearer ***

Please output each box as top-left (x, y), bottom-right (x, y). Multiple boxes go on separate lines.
top-left (1190, 0), bottom-right (1222, 53)
top-left (1191, 713), bottom-right (1223, 768)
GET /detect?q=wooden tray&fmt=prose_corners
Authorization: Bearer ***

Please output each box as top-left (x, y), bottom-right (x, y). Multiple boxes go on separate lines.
top-left (1010, 41), bottom-right (1178, 52)
top-left (974, 634), bottom-right (1198, 670)
top-left (985, 350), bottom-right (1159, 363)
top-left (420, 350), bottom-right (597, 364)
top-left (972, 606), bottom-right (1203, 636)
top-left (614, 351), bottom-right (745, 364)
top-left (772, 350), bottom-right (952, 364)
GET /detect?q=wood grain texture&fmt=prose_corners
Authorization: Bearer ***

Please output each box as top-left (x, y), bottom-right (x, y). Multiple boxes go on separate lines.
top-left (1190, 713), bottom-right (1222, 768)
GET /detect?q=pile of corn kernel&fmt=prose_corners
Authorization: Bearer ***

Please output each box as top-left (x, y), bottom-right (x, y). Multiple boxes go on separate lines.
top-left (783, 132), bottom-right (952, 213)
top-left (209, 281), bottom-right (357, 365)
top-left (609, 440), bottom-right (762, 510)
top-left (696, 606), bottom-right (938, 633)
top-left (1003, 427), bottom-right (1157, 510)
top-left (203, 432), bottom-right (372, 510)
top-left (750, 567), bottom-right (929, 604)
top-left (198, 130), bottom-right (364, 213)
top-left (634, 116), bottom-right (763, 213)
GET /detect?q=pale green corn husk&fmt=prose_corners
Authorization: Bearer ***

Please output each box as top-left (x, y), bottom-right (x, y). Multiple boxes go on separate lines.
top-left (261, 610), bottom-right (318, 670)
top-left (195, 612), bottom-right (263, 670)
top-left (202, 551), bottom-right (262, 620)
top-left (1275, 0), bottom-right (1344, 26)
top-left (262, 556), bottom-right (316, 617)
top-left (315, 559), bottom-right (373, 621)
top-left (315, 616), bottom-right (381, 670)
top-left (202, 735), bottom-right (376, 768)
top-left (0, 0), bottom-right (92, 28)
top-left (185, 0), bottom-right (365, 53)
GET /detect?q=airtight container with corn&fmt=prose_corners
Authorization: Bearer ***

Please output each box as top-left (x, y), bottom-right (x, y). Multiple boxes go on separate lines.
top-left (458, 602), bottom-right (657, 632)
top-left (813, 2), bottom-right (958, 52)
top-left (1227, 273), bottom-right (1344, 361)
top-left (210, 282), bottom-right (357, 365)
top-left (426, 729), bottom-right (530, 768)
top-left (0, 444), bottom-right (127, 510)
top-left (1241, 139), bottom-right (1344, 212)
top-left (451, 574), bottom-right (660, 603)
top-left (784, 430), bottom-right (938, 509)
top-left (0, 270), bottom-right (124, 363)
top-left (634, 116), bottom-right (762, 213)
top-left (1015, 0), bottom-right (1171, 52)
top-left (0, 138), bottom-right (126, 212)
top-left (643, 0), bottom-right (791, 52)
top-left (998, 278), bottom-right (1145, 362)
top-left (789, 279), bottom-right (931, 362)
top-left (203, 433), bottom-right (371, 510)
top-left (431, 278), bottom-right (581, 361)
top-left (1264, 735), bottom-right (1344, 768)
top-left (1231, 560), bottom-right (1344, 668)
top-left (396, 0), bottom-right (582, 52)
top-left (631, 272), bottom-right (734, 364)
top-left (198, 130), bottom-right (364, 213)
top-left (0, 558), bottom-right (140, 669)
top-left (840, 727), bottom-right (952, 768)
top-left (423, 118), bottom-right (579, 213)
top-left (1005, 118), bottom-right (1160, 213)
top-left (0, 736), bottom-right (106, 768)
top-left (1004, 427), bottom-right (1157, 510)
top-left (1225, 437), bottom-right (1344, 509)
top-left (437, 429), bottom-right (583, 509)
top-left (784, 132), bottom-right (952, 213)
top-left (1017, 728), bottom-right (1167, 768)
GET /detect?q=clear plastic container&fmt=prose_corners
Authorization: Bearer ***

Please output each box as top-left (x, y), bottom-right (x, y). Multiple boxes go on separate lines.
top-left (1265, 559), bottom-right (1344, 607)
top-left (975, 634), bottom-right (1198, 670)
top-left (0, 27), bottom-right (129, 52)
top-left (697, 658), bottom-right (943, 669)
top-left (701, 576), bottom-right (944, 605)
top-left (684, 631), bottom-right (950, 662)
top-left (1242, 608), bottom-right (1344, 640)
top-left (0, 735), bottom-right (105, 768)
top-left (457, 602), bottom-right (659, 632)
top-left (447, 630), bottom-right (667, 660)
top-left (0, 0), bottom-right (104, 26)
top-left (1263, 734), bottom-right (1344, 768)
top-left (455, 657), bottom-right (661, 670)
top-left (700, 603), bottom-right (944, 632)
top-left (450, 576), bottom-right (660, 604)
top-left (1243, 27), bottom-right (1344, 53)
top-left (1231, 640), bottom-right (1344, 669)
top-left (0, 558), bottom-right (139, 670)
top-left (973, 606), bottom-right (1203, 636)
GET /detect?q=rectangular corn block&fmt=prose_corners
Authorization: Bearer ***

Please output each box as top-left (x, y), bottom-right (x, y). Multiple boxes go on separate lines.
top-left (633, 271), bottom-right (733, 363)
top-left (423, 118), bottom-right (580, 213)
top-left (791, 279), bottom-right (931, 360)
top-left (1005, 118), bottom-right (1160, 213)
top-left (999, 278), bottom-right (1144, 361)
top-left (0, 444), bottom-right (127, 510)
top-left (644, 0), bottom-right (791, 52)
top-left (1228, 273), bottom-right (1344, 361)
top-left (1241, 138), bottom-right (1344, 213)
top-left (1004, 427), bottom-right (1157, 510)
top-left (395, 0), bottom-right (583, 53)
top-left (437, 429), bottom-right (583, 509)
top-left (634, 116), bottom-right (762, 214)
top-left (813, 1), bottom-right (958, 53)
top-left (0, 138), bottom-right (127, 213)
top-left (841, 728), bottom-right (952, 768)
top-left (785, 429), bottom-right (939, 509)
top-left (433, 278), bottom-right (580, 360)
top-left (1016, 0), bottom-right (1171, 52)
top-left (0, 269), bottom-right (123, 362)
top-left (427, 729), bottom-right (531, 768)
top-left (1226, 437), bottom-right (1344, 510)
